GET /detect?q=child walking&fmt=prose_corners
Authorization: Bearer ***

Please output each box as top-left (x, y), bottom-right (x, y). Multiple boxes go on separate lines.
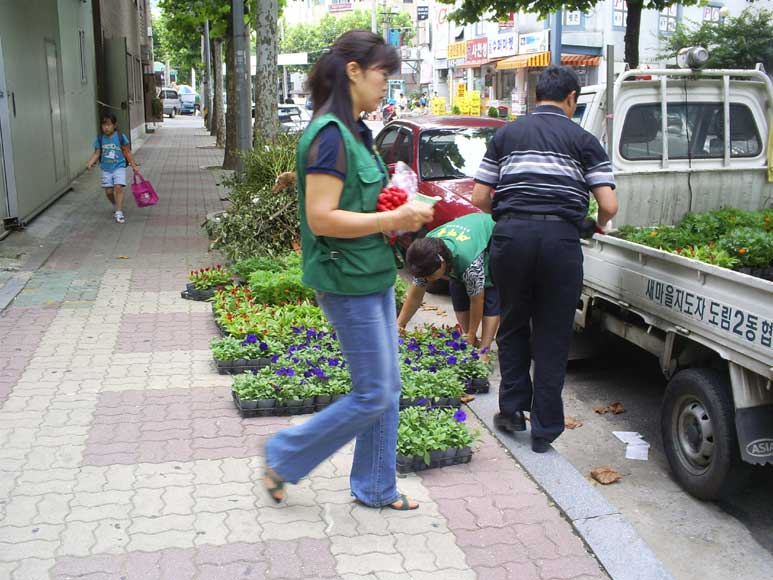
top-left (86, 113), bottom-right (139, 223)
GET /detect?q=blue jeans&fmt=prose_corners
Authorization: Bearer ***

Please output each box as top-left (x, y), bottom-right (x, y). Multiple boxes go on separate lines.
top-left (264, 287), bottom-right (402, 507)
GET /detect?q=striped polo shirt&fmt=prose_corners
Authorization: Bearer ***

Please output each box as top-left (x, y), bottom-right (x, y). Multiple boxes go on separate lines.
top-left (474, 104), bottom-right (615, 224)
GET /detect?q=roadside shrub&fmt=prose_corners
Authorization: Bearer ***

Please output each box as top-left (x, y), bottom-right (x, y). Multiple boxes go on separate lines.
top-left (487, 106), bottom-right (499, 118)
top-left (247, 267), bottom-right (315, 304)
top-left (207, 134), bottom-right (301, 260)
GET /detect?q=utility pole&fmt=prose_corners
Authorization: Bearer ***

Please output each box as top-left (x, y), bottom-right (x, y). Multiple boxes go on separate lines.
top-left (551, 10), bottom-right (563, 66)
top-left (203, 21), bottom-right (212, 115)
top-left (233, 0), bottom-right (252, 167)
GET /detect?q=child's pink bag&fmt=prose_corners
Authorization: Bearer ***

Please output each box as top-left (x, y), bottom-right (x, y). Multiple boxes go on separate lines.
top-left (131, 172), bottom-right (159, 208)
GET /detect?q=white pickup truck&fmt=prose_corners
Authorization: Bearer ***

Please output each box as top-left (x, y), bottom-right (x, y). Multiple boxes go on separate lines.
top-left (573, 63), bottom-right (772, 500)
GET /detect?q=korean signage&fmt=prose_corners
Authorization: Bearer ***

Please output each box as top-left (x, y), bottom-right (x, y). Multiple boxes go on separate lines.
top-left (328, 1), bottom-right (352, 13)
top-left (417, 5), bottom-right (429, 21)
top-left (466, 38), bottom-right (488, 65)
top-left (448, 41), bottom-right (467, 61)
top-left (488, 32), bottom-right (516, 59)
top-left (519, 30), bottom-right (549, 54)
top-left (643, 277), bottom-right (773, 351)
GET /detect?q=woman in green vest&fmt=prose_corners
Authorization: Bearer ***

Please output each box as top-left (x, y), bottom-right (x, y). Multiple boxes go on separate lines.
top-left (263, 31), bottom-right (434, 510)
top-left (398, 212), bottom-right (500, 354)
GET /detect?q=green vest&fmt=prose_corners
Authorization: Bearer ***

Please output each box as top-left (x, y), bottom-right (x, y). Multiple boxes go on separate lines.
top-left (427, 212), bottom-right (495, 287)
top-left (296, 113), bottom-right (396, 295)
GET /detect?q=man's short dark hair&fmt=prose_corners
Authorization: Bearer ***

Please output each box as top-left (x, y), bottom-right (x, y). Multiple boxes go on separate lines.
top-left (406, 237), bottom-right (451, 279)
top-left (536, 66), bottom-right (581, 102)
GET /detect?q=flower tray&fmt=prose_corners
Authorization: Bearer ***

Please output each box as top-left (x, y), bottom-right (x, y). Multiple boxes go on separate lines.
top-left (464, 378), bottom-right (490, 394)
top-left (399, 397), bottom-right (461, 410)
top-left (216, 358), bottom-right (272, 375)
top-left (396, 447), bottom-right (473, 474)
top-left (181, 283), bottom-right (217, 302)
top-left (231, 391), bottom-right (346, 418)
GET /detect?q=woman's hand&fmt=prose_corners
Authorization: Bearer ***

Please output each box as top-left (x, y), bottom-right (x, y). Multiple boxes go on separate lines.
top-left (389, 201), bottom-right (434, 232)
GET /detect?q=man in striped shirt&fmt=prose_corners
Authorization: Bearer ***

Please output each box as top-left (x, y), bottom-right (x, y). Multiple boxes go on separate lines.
top-left (471, 65), bottom-right (618, 453)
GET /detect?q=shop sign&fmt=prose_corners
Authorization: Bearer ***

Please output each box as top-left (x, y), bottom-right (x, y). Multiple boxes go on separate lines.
top-left (498, 12), bottom-right (516, 31)
top-left (448, 41), bottom-right (467, 61)
top-left (466, 38), bottom-right (488, 65)
top-left (417, 5), bottom-right (429, 21)
top-left (488, 32), bottom-right (516, 58)
top-left (519, 30), bottom-right (549, 54)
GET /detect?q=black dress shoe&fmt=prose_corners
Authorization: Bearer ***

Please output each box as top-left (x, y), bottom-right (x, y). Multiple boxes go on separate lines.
top-left (494, 411), bottom-right (526, 433)
top-left (531, 437), bottom-right (551, 453)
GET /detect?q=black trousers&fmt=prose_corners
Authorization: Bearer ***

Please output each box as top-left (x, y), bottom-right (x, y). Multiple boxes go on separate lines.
top-left (489, 217), bottom-right (583, 442)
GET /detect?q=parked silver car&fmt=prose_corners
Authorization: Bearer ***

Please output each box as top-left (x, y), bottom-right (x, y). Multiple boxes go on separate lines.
top-left (159, 88), bottom-right (181, 118)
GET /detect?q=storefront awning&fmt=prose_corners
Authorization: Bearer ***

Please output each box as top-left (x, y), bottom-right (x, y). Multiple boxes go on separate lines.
top-left (455, 57), bottom-right (508, 69)
top-left (496, 52), bottom-right (600, 70)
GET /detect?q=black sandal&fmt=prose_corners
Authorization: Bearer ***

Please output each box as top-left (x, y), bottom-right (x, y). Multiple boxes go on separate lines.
top-left (387, 494), bottom-right (419, 511)
top-left (263, 469), bottom-right (286, 504)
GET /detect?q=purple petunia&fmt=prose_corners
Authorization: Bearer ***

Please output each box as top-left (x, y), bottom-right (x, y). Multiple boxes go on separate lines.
top-left (428, 344), bottom-right (438, 355)
top-left (307, 328), bottom-right (317, 339)
top-left (471, 351), bottom-right (480, 361)
top-left (270, 354), bottom-right (280, 363)
top-left (292, 326), bottom-right (303, 334)
top-left (404, 357), bottom-right (412, 365)
top-left (451, 329), bottom-right (461, 339)
top-left (428, 365), bottom-right (437, 373)
top-left (243, 334), bottom-right (258, 345)
top-left (327, 358), bottom-right (340, 367)
top-left (259, 342), bottom-right (269, 352)
top-left (447, 356), bottom-right (458, 365)
top-left (453, 409), bottom-right (467, 423)
top-left (275, 367), bottom-right (295, 377)
top-left (480, 346), bottom-right (490, 354)
top-left (407, 341), bottom-right (420, 352)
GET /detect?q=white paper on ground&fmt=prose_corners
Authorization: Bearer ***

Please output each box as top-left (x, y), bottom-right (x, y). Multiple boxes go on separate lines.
top-left (625, 444), bottom-right (650, 461)
top-left (613, 431), bottom-right (650, 461)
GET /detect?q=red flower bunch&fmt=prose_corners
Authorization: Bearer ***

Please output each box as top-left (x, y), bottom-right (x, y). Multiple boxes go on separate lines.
top-left (376, 186), bottom-right (408, 212)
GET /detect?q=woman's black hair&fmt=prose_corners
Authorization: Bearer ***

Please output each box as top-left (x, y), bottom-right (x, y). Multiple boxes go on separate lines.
top-left (406, 237), bottom-right (452, 279)
top-left (308, 30), bottom-right (400, 140)
top-left (100, 112), bottom-right (118, 125)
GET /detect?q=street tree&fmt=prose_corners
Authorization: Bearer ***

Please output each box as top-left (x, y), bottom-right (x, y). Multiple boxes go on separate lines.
top-left (152, 12), bottom-right (200, 86)
top-left (438, 0), bottom-right (701, 68)
top-left (281, 9), bottom-right (415, 70)
top-left (255, 0), bottom-right (280, 144)
top-left (660, 7), bottom-right (772, 71)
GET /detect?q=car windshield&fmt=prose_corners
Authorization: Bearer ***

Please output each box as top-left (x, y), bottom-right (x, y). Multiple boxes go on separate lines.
top-left (418, 127), bottom-right (497, 180)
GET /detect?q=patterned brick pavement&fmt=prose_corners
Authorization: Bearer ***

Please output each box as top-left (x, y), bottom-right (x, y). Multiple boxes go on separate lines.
top-left (0, 118), bottom-right (609, 580)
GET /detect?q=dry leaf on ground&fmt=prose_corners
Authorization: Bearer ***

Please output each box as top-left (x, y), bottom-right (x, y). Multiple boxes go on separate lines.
top-left (591, 467), bottom-right (622, 485)
top-left (565, 416), bottom-right (583, 429)
top-left (460, 394), bottom-right (476, 404)
top-left (608, 402), bottom-right (626, 414)
top-left (420, 304), bottom-right (438, 311)
top-left (115, 256), bottom-right (129, 260)
top-left (436, 309), bottom-right (447, 316)
top-left (593, 406), bottom-right (609, 415)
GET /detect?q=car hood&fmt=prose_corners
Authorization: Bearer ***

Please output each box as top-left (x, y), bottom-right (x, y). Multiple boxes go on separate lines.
top-left (420, 178), bottom-right (476, 201)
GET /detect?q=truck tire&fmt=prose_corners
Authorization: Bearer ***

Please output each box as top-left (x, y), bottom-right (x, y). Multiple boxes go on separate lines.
top-left (661, 368), bottom-right (749, 500)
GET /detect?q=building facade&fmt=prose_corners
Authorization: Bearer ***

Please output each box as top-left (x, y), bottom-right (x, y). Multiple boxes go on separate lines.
top-left (0, 0), bottom-right (98, 226)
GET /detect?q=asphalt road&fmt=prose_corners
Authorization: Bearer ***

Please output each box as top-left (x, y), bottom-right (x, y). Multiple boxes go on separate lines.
top-left (411, 290), bottom-right (773, 580)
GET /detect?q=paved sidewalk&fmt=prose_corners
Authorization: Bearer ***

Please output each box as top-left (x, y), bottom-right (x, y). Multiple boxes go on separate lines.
top-left (0, 118), bottom-right (609, 580)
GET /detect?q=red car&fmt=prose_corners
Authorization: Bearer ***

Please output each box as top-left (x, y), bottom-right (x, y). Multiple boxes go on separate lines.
top-left (374, 116), bottom-right (506, 236)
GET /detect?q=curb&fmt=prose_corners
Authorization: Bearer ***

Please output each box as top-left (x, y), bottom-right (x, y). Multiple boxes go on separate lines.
top-left (467, 377), bottom-right (675, 580)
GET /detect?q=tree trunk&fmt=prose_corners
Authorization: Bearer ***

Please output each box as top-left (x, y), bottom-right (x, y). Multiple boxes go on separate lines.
top-left (624, 1), bottom-right (643, 69)
top-left (254, 0), bottom-right (279, 143)
top-left (223, 13), bottom-right (239, 170)
top-left (212, 39), bottom-right (225, 148)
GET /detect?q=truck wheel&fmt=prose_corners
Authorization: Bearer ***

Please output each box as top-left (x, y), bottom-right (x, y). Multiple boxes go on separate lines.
top-left (661, 368), bottom-right (749, 500)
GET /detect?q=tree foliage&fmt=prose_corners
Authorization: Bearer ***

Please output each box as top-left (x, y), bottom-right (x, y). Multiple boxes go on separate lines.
top-left (281, 9), bottom-right (415, 69)
top-left (660, 7), bottom-right (773, 71)
top-left (152, 11), bottom-right (200, 85)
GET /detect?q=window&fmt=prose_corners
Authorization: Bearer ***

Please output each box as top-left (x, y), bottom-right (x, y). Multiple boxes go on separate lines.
top-left (563, 11), bottom-right (582, 27)
top-left (659, 5), bottom-right (679, 34)
top-left (376, 127), bottom-right (401, 163)
top-left (613, 0), bottom-right (628, 28)
top-left (418, 127), bottom-right (497, 180)
top-left (78, 30), bottom-right (87, 84)
top-left (620, 103), bottom-right (762, 161)
top-left (393, 130), bottom-right (414, 165)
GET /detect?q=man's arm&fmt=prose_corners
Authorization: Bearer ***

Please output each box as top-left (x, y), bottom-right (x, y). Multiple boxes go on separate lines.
top-left (397, 284), bottom-right (427, 330)
top-left (471, 183), bottom-right (493, 214)
top-left (592, 185), bottom-right (618, 230)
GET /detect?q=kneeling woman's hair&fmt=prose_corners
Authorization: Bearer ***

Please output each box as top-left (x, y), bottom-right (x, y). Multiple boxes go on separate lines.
top-left (308, 30), bottom-right (400, 139)
top-left (406, 237), bottom-right (452, 278)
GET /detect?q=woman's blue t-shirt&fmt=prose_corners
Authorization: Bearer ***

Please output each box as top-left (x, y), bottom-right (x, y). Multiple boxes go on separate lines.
top-left (94, 132), bottom-right (129, 171)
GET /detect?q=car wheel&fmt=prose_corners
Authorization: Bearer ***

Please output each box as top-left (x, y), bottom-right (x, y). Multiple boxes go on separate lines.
top-left (171, 108), bottom-right (176, 118)
top-left (661, 368), bottom-right (750, 500)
